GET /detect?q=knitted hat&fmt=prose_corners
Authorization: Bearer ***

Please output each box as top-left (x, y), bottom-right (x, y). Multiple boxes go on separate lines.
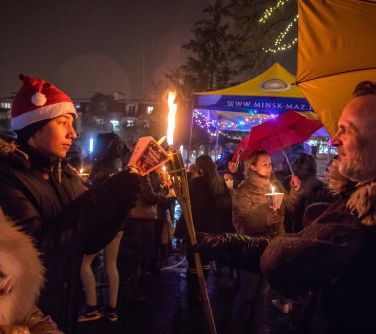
top-left (11, 74), bottom-right (77, 131)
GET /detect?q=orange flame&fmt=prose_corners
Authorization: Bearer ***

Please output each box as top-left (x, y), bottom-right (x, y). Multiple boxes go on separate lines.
top-left (167, 91), bottom-right (177, 146)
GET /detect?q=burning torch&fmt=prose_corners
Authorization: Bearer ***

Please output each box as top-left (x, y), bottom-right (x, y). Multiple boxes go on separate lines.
top-left (165, 91), bottom-right (217, 334)
top-left (126, 91), bottom-right (217, 333)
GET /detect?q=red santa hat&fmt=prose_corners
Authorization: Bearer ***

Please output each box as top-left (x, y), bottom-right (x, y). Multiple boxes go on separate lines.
top-left (11, 74), bottom-right (77, 130)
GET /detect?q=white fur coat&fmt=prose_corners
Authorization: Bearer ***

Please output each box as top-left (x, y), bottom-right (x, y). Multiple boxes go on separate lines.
top-left (0, 214), bottom-right (44, 324)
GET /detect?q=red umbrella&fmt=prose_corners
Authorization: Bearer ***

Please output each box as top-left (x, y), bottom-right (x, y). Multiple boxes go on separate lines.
top-left (233, 111), bottom-right (322, 171)
top-left (231, 135), bottom-right (249, 163)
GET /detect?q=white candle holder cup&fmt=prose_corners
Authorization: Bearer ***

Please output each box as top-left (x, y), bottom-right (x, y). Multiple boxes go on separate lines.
top-left (265, 192), bottom-right (284, 211)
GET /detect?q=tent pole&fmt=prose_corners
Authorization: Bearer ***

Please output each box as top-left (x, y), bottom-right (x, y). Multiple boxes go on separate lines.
top-left (188, 101), bottom-right (194, 167)
top-left (215, 119), bottom-right (219, 161)
top-left (282, 149), bottom-right (294, 175)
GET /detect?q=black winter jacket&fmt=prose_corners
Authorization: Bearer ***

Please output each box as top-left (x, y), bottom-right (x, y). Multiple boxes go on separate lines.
top-left (261, 198), bottom-right (376, 333)
top-left (0, 140), bottom-right (126, 333)
top-left (121, 175), bottom-right (160, 265)
top-left (198, 196), bottom-right (376, 333)
top-left (190, 175), bottom-right (233, 234)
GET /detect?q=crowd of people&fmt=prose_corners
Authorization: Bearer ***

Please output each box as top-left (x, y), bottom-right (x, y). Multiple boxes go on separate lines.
top-left (0, 73), bottom-right (376, 334)
top-left (196, 80), bottom-right (376, 333)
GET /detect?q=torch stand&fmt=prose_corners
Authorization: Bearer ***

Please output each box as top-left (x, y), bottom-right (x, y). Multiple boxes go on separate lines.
top-left (167, 148), bottom-right (217, 334)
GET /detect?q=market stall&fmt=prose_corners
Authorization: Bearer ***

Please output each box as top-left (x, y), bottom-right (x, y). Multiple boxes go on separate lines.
top-left (191, 63), bottom-right (330, 160)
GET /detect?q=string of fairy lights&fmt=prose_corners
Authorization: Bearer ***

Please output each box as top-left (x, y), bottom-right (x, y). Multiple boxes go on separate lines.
top-left (193, 110), bottom-right (274, 141)
top-left (259, 0), bottom-right (298, 53)
top-left (258, 0), bottom-right (290, 23)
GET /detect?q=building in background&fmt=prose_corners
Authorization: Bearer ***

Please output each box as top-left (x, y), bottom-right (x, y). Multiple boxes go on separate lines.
top-left (0, 98), bottom-right (11, 132)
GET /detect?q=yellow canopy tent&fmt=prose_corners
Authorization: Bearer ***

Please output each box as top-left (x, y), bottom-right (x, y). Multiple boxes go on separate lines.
top-left (193, 63), bottom-right (316, 135)
top-left (196, 63), bottom-right (306, 99)
top-left (297, 0), bottom-right (376, 136)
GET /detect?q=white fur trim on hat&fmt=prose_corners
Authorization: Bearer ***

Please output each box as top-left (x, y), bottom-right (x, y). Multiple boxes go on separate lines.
top-left (11, 102), bottom-right (77, 130)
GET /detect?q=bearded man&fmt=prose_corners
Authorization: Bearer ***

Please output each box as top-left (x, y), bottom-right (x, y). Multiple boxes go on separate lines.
top-left (196, 81), bottom-right (376, 333)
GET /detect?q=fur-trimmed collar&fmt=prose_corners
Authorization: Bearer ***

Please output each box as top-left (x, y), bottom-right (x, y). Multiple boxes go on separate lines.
top-left (0, 138), bottom-right (28, 160)
top-left (328, 159), bottom-right (376, 226)
top-left (0, 138), bottom-right (78, 177)
top-left (0, 214), bottom-right (44, 324)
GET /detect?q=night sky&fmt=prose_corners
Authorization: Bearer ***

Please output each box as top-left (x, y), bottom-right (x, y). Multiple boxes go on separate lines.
top-left (0, 0), bottom-right (208, 98)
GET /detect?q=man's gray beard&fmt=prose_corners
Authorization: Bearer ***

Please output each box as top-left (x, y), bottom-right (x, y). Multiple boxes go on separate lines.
top-left (338, 149), bottom-right (376, 182)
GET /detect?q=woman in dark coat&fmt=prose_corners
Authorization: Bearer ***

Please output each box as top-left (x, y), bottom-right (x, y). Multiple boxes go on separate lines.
top-left (187, 154), bottom-right (233, 305)
top-left (118, 172), bottom-right (169, 304)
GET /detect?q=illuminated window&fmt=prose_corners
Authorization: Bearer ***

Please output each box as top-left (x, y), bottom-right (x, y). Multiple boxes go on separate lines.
top-left (110, 120), bottom-right (120, 132)
top-left (146, 106), bottom-right (154, 114)
top-left (95, 118), bottom-right (105, 126)
top-left (126, 120), bottom-right (134, 127)
top-left (0, 102), bottom-right (11, 109)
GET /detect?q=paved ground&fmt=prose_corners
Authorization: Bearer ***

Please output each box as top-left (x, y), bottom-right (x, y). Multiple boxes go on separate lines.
top-left (77, 252), bottom-right (309, 334)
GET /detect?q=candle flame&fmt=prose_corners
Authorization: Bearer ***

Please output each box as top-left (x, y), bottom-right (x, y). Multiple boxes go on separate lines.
top-left (271, 185), bottom-right (275, 193)
top-left (79, 168), bottom-right (84, 174)
top-left (167, 91), bottom-right (177, 146)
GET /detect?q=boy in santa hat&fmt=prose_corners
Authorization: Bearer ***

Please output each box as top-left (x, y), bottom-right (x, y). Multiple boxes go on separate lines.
top-left (0, 75), bottom-right (140, 334)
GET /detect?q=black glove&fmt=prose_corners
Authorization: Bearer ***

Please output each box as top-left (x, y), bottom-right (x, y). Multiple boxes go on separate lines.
top-left (103, 170), bottom-right (141, 211)
top-left (195, 232), bottom-right (269, 271)
top-left (194, 232), bottom-right (224, 260)
top-left (182, 232), bottom-right (220, 260)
